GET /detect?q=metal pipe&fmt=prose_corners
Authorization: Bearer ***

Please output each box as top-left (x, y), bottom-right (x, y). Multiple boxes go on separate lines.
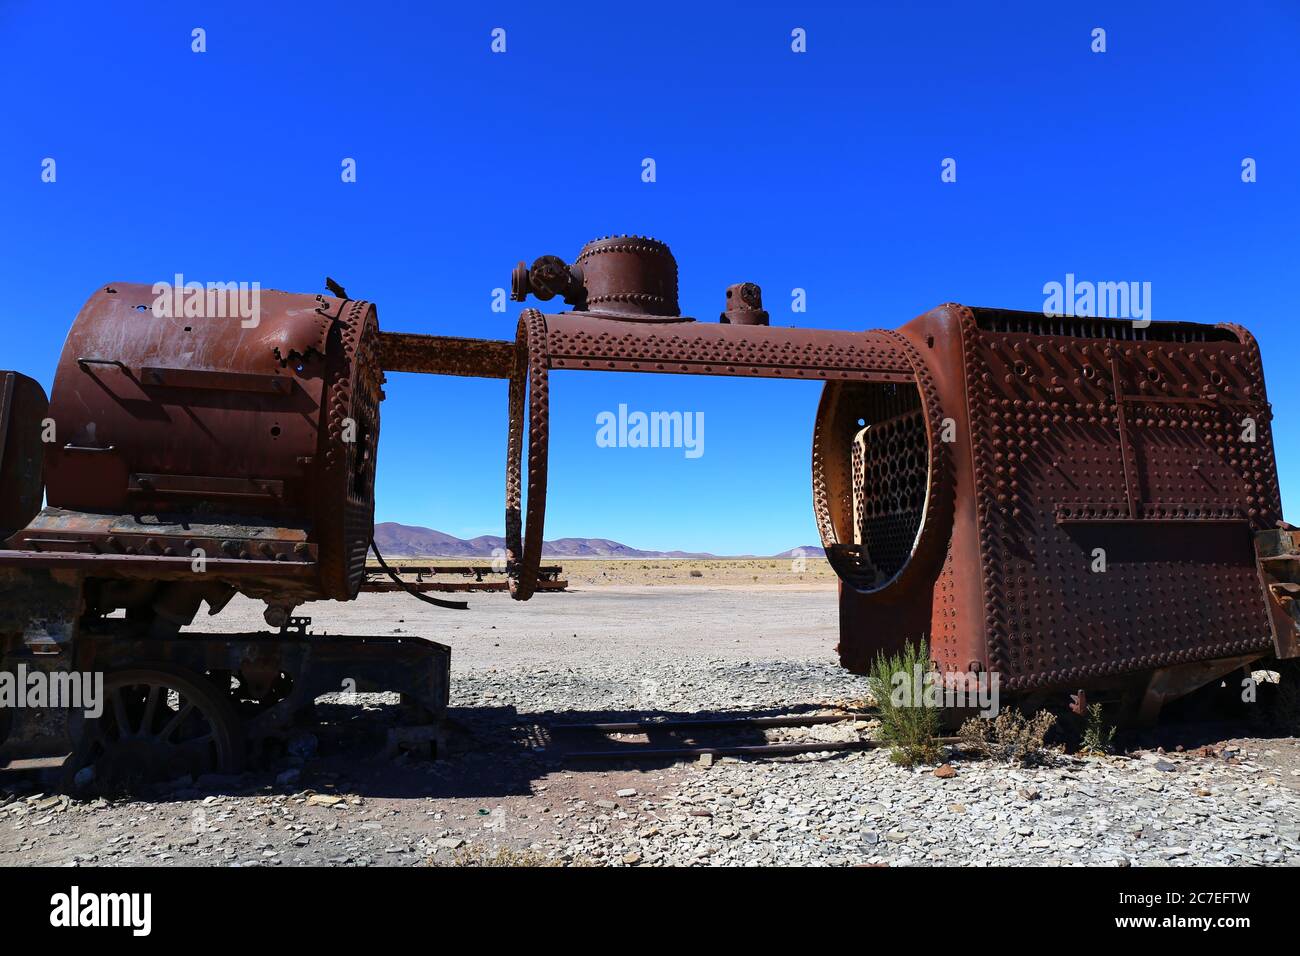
top-left (378, 332), bottom-right (513, 378)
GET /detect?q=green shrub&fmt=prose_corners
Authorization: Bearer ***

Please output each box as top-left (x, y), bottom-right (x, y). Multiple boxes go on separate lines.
top-left (865, 639), bottom-right (943, 766)
top-left (1078, 703), bottom-right (1116, 756)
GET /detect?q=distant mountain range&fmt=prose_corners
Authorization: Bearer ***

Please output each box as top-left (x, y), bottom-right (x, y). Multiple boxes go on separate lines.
top-left (372, 522), bottom-right (825, 560)
top-left (771, 546), bottom-right (828, 559)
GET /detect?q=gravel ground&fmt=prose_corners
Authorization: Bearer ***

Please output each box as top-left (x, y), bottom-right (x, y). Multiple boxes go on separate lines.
top-left (2, 587), bottom-right (1298, 867)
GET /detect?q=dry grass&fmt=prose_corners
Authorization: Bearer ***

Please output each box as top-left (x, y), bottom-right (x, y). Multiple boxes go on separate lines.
top-left (427, 845), bottom-right (561, 867)
top-left (370, 557), bottom-right (837, 588)
top-left (562, 557), bottom-right (836, 587)
top-left (958, 709), bottom-right (1057, 765)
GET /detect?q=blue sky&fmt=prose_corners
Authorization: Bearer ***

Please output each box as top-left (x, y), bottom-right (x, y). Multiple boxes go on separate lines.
top-left (3, 1), bottom-right (1297, 554)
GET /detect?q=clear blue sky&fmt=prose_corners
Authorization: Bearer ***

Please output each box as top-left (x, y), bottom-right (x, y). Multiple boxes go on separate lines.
top-left (3, 2), bottom-right (1296, 554)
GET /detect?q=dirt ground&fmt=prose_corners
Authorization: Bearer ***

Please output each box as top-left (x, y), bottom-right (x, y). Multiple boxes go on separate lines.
top-left (2, 566), bottom-right (1298, 867)
top-left (202, 562), bottom-right (840, 668)
top-left (372, 556), bottom-right (840, 589)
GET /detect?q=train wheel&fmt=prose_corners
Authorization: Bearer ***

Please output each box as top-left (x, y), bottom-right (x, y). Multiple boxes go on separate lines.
top-left (64, 666), bottom-right (244, 793)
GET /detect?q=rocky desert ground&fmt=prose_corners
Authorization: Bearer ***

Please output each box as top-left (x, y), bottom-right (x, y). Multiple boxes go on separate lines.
top-left (2, 560), bottom-right (1298, 867)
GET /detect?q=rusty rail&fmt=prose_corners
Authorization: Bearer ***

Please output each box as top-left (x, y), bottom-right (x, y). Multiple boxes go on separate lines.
top-left (545, 709), bottom-right (949, 763)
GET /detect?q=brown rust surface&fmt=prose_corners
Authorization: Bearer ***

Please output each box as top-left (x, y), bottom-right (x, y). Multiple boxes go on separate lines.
top-left (31, 284), bottom-right (382, 603)
top-left (832, 305), bottom-right (1280, 694)
top-left (378, 332), bottom-right (514, 378)
top-left (543, 313), bottom-right (914, 382)
top-left (502, 235), bottom-right (1286, 701)
top-left (0, 371), bottom-right (47, 541)
top-left (0, 235), bottom-right (1287, 712)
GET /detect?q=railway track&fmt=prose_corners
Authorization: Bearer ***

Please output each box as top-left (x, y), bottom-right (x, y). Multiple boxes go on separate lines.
top-left (547, 707), bottom-right (959, 762)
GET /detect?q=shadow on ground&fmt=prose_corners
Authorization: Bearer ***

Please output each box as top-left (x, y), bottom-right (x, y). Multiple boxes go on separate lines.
top-left (3, 697), bottom-right (1294, 804)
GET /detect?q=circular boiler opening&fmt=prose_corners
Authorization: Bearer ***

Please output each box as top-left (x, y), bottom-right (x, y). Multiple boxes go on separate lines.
top-left (814, 380), bottom-right (930, 591)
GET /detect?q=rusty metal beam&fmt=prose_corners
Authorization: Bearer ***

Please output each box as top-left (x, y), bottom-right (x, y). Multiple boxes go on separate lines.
top-left (361, 579), bottom-right (566, 593)
top-left (378, 331), bottom-right (514, 378)
top-left (0, 549), bottom-right (315, 578)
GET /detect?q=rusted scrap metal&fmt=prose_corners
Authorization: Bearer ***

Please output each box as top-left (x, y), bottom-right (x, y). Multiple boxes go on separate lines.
top-left (826, 305), bottom-right (1284, 704)
top-left (12, 284), bottom-right (383, 616)
top-left (361, 563), bottom-right (566, 593)
top-left (376, 563), bottom-right (565, 581)
top-left (367, 540), bottom-right (469, 610)
top-left (0, 371), bottom-right (47, 542)
top-left (362, 579), bottom-right (564, 594)
top-left (501, 235), bottom-right (1292, 717)
top-left (0, 283), bottom-right (441, 785)
top-left (0, 230), bottom-right (1294, 788)
top-left (719, 282), bottom-right (770, 326)
top-left (1255, 525), bottom-right (1300, 659)
top-left (0, 547), bottom-right (317, 580)
top-left (378, 331), bottom-right (514, 378)
top-left (0, 565), bottom-right (82, 761)
top-left (63, 628), bottom-right (450, 785)
top-left (1133, 654), bottom-right (1264, 726)
top-left (511, 235), bottom-right (680, 317)
top-left (501, 237), bottom-right (916, 598)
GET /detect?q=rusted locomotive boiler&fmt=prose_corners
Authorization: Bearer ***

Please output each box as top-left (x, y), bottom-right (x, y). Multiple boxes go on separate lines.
top-left (0, 285), bottom-right (447, 784)
top-left (497, 237), bottom-right (1299, 721)
top-left (23, 285), bottom-right (384, 617)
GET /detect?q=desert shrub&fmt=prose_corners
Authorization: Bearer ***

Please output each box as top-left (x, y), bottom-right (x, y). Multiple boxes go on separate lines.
top-left (865, 640), bottom-right (943, 766)
top-left (959, 708), bottom-right (1057, 765)
top-left (430, 845), bottom-right (562, 867)
top-left (1077, 703), bottom-right (1116, 756)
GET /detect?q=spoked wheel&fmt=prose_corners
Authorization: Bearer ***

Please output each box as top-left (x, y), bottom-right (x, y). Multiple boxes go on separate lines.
top-left (65, 666), bottom-right (244, 793)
